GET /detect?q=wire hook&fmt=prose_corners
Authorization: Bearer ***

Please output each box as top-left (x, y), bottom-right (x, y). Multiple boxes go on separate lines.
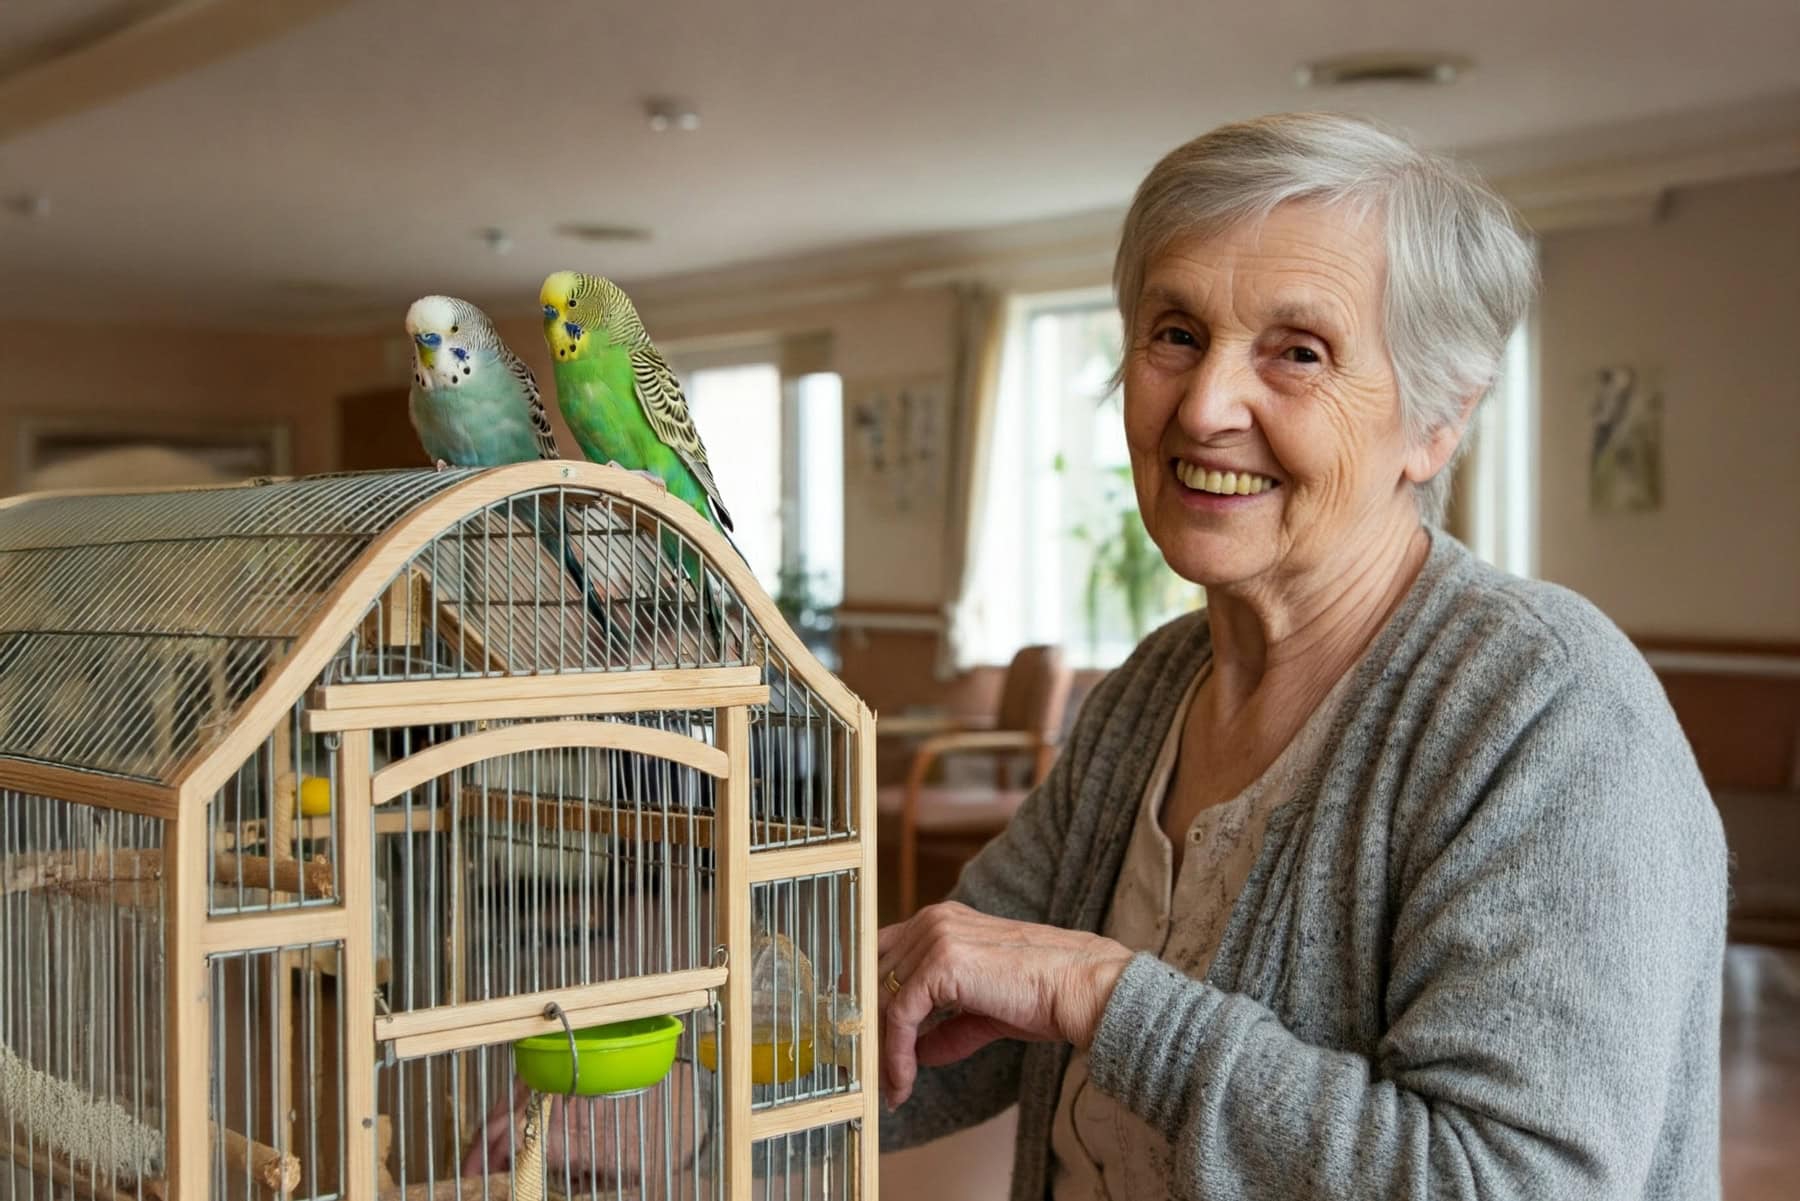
top-left (543, 1002), bottom-right (581, 1096)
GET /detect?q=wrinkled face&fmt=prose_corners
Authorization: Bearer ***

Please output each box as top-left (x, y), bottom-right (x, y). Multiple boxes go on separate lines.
top-left (1123, 200), bottom-right (1443, 596)
top-left (540, 272), bottom-right (594, 362)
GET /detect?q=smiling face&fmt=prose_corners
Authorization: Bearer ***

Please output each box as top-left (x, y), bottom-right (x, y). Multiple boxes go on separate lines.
top-left (1123, 199), bottom-right (1459, 598)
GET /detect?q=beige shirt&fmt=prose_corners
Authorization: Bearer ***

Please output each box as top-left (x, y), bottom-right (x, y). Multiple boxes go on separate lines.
top-left (1049, 663), bottom-right (1352, 1200)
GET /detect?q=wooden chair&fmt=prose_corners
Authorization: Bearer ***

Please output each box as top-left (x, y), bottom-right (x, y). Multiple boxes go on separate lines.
top-left (878, 644), bottom-right (1073, 916)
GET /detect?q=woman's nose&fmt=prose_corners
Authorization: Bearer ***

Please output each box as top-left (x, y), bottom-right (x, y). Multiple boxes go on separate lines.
top-left (1176, 348), bottom-right (1256, 441)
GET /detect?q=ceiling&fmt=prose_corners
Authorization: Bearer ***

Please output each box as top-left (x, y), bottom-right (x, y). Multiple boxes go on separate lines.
top-left (0, 0), bottom-right (1796, 329)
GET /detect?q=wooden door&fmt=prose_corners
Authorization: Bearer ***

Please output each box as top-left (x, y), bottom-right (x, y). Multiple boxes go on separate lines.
top-left (338, 389), bottom-right (425, 471)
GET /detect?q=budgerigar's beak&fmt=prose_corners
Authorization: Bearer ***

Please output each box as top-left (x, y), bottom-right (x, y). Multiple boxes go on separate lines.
top-left (413, 331), bottom-right (438, 368)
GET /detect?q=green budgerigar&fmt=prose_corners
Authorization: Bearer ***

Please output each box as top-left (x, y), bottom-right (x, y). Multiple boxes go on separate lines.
top-left (405, 295), bottom-right (557, 468)
top-left (538, 271), bottom-right (735, 537)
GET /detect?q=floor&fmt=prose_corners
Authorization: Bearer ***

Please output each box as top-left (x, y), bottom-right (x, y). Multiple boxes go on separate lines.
top-left (880, 945), bottom-right (1800, 1199)
top-left (1721, 945), bottom-right (1800, 1199)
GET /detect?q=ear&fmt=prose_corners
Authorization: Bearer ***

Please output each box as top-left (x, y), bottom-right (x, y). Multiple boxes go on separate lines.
top-left (1402, 390), bottom-right (1482, 486)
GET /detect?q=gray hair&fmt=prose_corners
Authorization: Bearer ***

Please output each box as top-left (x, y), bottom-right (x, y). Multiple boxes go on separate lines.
top-left (1114, 112), bottom-right (1538, 524)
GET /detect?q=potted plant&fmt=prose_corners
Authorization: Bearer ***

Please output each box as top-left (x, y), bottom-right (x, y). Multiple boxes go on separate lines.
top-left (1068, 464), bottom-right (1200, 662)
top-left (774, 559), bottom-right (840, 669)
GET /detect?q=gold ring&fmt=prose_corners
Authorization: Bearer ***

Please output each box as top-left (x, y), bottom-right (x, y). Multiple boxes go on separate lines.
top-left (883, 970), bottom-right (902, 995)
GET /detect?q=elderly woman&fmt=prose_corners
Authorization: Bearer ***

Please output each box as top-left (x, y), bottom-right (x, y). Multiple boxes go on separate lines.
top-left (877, 113), bottom-right (1725, 1200)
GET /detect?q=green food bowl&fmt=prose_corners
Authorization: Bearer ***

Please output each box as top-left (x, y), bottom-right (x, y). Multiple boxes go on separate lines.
top-left (513, 1015), bottom-right (684, 1097)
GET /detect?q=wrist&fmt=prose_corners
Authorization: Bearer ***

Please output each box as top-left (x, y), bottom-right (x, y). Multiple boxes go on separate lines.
top-left (1069, 943), bottom-right (1134, 1050)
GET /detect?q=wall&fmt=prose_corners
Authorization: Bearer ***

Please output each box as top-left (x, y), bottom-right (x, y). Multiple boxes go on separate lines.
top-left (0, 318), bottom-right (389, 493)
top-left (1536, 170), bottom-right (1800, 641)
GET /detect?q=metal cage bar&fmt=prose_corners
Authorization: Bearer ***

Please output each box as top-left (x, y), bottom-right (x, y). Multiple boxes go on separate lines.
top-left (0, 792), bottom-right (167, 1200)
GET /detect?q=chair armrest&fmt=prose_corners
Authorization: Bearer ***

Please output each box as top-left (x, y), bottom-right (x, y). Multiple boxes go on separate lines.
top-left (902, 730), bottom-right (1042, 795)
top-left (876, 713), bottom-right (996, 738)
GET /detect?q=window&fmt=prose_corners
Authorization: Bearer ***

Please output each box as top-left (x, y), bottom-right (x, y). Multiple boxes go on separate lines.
top-left (685, 362), bottom-right (784, 586)
top-left (967, 290), bottom-right (1200, 668)
top-left (670, 354), bottom-right (844, 609)
top-left (784, 372), bottom-right (845, 608)
top-left (1464, 319), bottom-right (1537, 577)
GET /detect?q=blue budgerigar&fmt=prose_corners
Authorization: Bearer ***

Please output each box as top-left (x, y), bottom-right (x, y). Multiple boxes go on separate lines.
top-left (404, 294), bottom-right (619, 638)
top-left (405, 295), bottom-right (557, 468)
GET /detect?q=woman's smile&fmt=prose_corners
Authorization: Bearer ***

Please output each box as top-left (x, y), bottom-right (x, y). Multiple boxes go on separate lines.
top-left (1171, 458), bottom-right (1281, 508)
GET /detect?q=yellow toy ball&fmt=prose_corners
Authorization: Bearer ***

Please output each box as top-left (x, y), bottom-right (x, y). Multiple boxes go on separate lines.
top-left (299, 776), bottom-right (332, 816)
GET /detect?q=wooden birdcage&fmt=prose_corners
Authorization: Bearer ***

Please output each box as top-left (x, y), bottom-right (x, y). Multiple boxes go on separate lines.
top-left (0, 462), bottom-right (878, 1200)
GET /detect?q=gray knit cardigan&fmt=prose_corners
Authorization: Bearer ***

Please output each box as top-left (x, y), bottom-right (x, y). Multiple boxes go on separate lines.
top-left (881, 530), bottom-right (1725, 1200)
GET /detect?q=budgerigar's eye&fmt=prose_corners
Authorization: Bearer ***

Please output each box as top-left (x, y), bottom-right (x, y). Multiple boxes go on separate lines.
top-left (450, 325), bottom-right (458, 333)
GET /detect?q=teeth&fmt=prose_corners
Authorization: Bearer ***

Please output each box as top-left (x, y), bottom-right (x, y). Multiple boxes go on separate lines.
top-left (1176, 462), bottom-right (1275, 495)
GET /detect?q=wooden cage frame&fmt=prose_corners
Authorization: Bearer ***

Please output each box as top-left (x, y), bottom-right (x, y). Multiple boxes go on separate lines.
top-left (0, 461), bottom-right (880, 1200)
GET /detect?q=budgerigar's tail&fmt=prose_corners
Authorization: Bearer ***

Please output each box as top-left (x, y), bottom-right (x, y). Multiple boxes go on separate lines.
top-left (662, 516), bottom-right (758, 664)
top-left (524, 493), bottom-right (721, 666)
top-left (523, 494), bottom-right (616, 646)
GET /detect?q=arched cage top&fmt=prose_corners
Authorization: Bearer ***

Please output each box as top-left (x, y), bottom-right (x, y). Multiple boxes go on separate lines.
top-left (0, 464), bottom-right (846, 788)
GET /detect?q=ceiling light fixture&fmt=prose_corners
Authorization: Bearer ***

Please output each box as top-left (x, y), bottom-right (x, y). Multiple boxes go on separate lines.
top-left (555, 222), bottom-right (652, 244)
top-left (644, 98), bottom-right (700, 133)
top-left (4, 192), bottom-right (50, 218)
top-left (1295, 52), bottom-right (1471, 89)
top-left (478, 227), bottom-right (513, 254)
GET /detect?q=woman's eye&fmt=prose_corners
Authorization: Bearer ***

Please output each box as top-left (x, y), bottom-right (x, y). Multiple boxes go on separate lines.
top-left (1154, 327), bottom-right (1197, 347)
top-left (1282, 345), bottom-right (1321, 364)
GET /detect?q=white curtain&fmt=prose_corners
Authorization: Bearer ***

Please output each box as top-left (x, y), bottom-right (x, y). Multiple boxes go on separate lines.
top-left (938, 284), bottom-right (1008, 676)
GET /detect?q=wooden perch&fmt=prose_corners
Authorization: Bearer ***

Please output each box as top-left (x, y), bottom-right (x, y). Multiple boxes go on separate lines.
top-left (3, 1124), bottom-right (297, 1200)
top-left (2, 848), bottom-right (164, 895)
top-left (6, 847), bottom-right (334, 901)
top-left (216, 1124), bottom-right (302, 1196)
top-left (2, 1134), bottom-right (144, 1201)
top-left (381, 1175), bottom-right (513, 1201)
top-left (213, 852), bottom-right (335, 899)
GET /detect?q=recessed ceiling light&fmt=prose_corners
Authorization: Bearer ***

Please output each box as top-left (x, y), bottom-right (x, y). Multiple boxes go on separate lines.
top-left (1295, 52), bottom-right (1471, 88)
top-left (644, 98), bottom-right (700, 133)
top-left (276, 279), bottom-right (360, 297)
top-left (4, 193), bottom-right (50, 218)
top-left (555, 222), bottom-right (652, 243)
top-left (477, 227), bottom-right (513, 254)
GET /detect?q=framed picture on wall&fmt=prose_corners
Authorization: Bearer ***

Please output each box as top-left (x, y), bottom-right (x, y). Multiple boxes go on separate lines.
top-left (1588, 366), bottom-right (1663, 514)
top-left (845, 375), bottom-right (947, 513)
top-left (16, 415), bottom-right (292, 493)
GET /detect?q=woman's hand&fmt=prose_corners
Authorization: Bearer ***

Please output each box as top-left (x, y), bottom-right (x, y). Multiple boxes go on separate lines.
top-left (877, 901), bottom-right (1134, 1109)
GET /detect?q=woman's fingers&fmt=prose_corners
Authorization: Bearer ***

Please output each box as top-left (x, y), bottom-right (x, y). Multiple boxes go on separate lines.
top-left (875, 914), bottom-right (948, 1102)
top-left (914, 1010), bottom-right (1011, 1068)
top-left (876, 902), bottom-right (1135, 1109)
top-left (881, 954), bottom-right (947, 1106)
top-left (462, 1079), bottom-right (526, 1176)
top-left (877, 902), bottom-right (973, 1004)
